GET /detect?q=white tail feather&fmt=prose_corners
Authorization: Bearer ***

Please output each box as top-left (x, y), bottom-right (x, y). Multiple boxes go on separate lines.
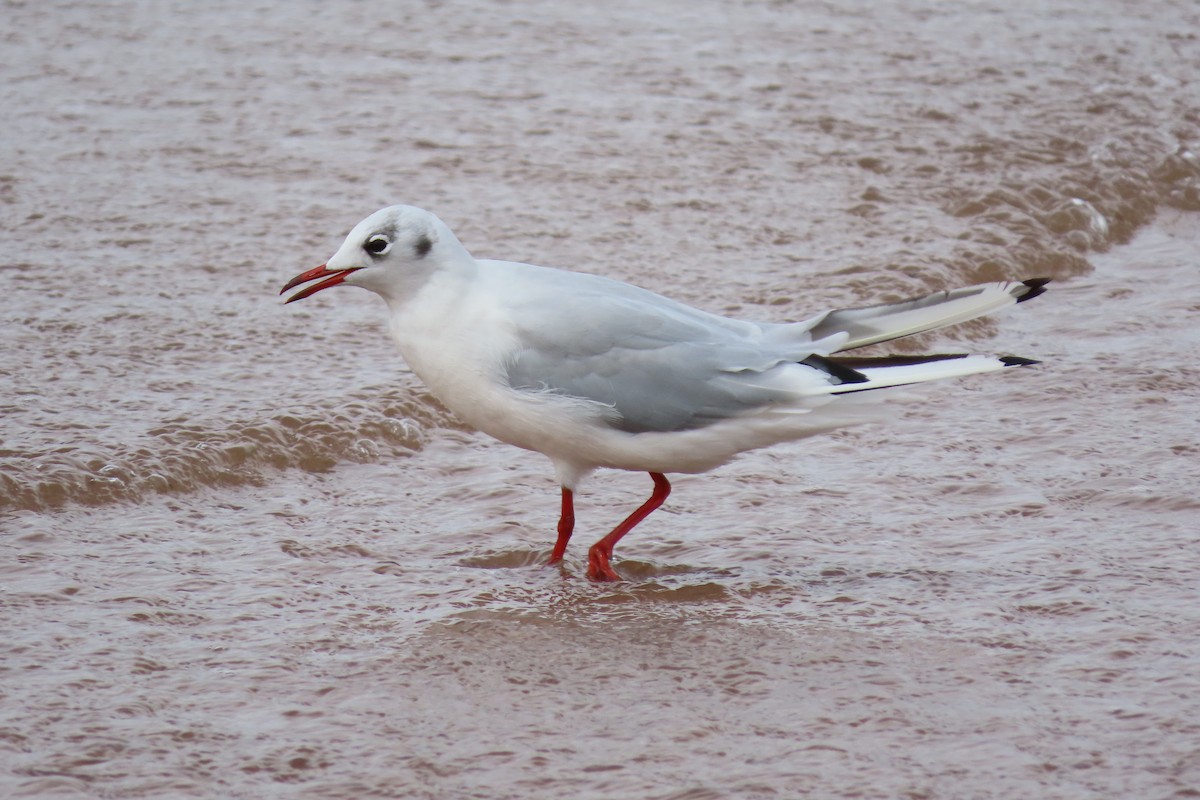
top-left (824, 354), bottom-right (1025, 395)
top-left (805, 280), bottom-right (1047, 351)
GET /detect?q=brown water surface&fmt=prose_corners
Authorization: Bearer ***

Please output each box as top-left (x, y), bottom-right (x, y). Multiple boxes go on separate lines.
top-left (3, 1), bottom-right (1199, 797)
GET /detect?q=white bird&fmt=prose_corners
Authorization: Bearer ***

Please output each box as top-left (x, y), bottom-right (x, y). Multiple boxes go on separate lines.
top-left (281, 205), bottom-right (1047, 581)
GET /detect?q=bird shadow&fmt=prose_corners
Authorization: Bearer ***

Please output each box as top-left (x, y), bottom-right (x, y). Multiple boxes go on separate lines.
top-left (456, 547), bottom-right (741, 603)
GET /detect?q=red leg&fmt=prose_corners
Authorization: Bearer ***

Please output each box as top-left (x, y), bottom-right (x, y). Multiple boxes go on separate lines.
top-left (587, 472), bottom-right (671, 582)
top-left (547, 487), bottom-right (574, 565)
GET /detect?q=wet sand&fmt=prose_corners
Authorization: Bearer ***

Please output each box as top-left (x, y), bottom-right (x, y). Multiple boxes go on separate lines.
top-left (4, 1), bottom-right (1200, 797)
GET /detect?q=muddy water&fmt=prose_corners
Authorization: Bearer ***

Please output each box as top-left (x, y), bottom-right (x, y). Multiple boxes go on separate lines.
top-left (3, 1), bottom-right (1200, 797)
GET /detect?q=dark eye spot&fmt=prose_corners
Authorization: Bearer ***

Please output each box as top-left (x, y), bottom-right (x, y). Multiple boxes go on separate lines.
top-left (365, 234), bottom-right (391, 255)
top-left (414, 235), bottom-right (432, 258)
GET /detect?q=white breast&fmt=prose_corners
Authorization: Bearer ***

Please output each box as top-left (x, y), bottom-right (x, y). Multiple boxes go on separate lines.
top-left (385, 270), bottom-right (617, 466)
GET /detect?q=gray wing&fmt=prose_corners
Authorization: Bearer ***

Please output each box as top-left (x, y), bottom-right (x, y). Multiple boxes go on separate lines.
top-left (499, 268), bottom-right (825, 433)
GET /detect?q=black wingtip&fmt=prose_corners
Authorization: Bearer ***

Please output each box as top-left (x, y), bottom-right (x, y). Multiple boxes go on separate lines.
top-left (1000, 355), bottom-right (1041, 367)
top-left (1016, 278), bottom-right (1051, 303)
top-left (800, 354), bottom-right (870, 384)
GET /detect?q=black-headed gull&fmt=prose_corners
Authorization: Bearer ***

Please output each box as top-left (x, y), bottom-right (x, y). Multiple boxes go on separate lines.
top-left (282, 205), bottom-right (1047, 581)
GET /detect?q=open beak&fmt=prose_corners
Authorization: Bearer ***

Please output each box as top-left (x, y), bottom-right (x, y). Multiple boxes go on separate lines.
top-left (280, 264), bottom-right (361, 304)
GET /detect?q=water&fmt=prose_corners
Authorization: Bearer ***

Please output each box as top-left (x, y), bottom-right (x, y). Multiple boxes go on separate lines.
top-left (3, 1), bottom-right (1199, 797)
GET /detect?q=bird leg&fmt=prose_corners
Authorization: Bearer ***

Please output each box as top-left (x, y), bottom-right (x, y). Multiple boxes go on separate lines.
top-left (547, 486), bottom-right (575, 565)
top-left (586, 472), bottom-right (671, 582)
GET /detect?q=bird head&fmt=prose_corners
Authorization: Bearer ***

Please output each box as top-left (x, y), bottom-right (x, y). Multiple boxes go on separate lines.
top-left (281, 205), bottom-right (469, 305)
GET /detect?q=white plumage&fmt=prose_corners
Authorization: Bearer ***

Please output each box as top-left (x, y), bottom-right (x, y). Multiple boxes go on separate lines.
top-left (282, 205), bottom-right (1047, 580)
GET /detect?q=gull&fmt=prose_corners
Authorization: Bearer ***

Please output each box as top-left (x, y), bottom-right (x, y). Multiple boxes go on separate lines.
top-left (281, 205), bottom-right (1047, 581)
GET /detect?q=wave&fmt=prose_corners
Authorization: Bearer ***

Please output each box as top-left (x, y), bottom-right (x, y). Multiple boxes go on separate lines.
top-left (0, 385), bottom-right (460, 512)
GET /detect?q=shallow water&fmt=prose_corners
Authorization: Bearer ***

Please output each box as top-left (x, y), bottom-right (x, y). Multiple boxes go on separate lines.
top-left (3, 1), bottom-right (1200, 797)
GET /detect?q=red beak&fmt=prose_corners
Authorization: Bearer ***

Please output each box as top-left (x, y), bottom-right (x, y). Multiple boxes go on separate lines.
top-left (280, 264), bottom-right (360, 303)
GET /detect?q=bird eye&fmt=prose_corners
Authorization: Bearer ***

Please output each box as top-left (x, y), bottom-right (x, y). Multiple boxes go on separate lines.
top-left (364, 234), bottom-right (392, 255)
